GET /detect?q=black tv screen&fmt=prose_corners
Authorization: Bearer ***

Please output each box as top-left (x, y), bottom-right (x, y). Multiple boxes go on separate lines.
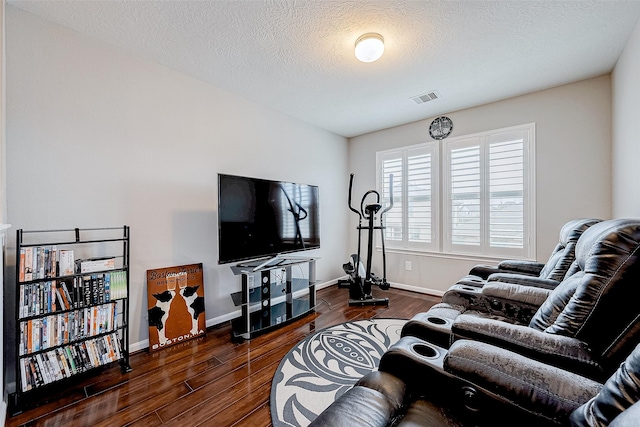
top-left (218, 174), bottom-right (320, 264)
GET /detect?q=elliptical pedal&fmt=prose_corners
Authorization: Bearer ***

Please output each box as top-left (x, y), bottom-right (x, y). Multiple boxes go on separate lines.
top-left (348, 297), bottom-right (389, 307)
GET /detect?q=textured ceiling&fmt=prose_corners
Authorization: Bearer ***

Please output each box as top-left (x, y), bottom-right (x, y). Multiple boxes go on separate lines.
top-left (8, 0), bottom-right (640, 137)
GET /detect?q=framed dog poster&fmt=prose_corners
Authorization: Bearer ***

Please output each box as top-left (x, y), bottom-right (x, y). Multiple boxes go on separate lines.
top-left (146, 263), bottom-right (206, 352)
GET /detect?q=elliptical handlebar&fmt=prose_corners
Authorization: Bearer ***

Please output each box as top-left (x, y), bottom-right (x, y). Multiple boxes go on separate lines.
top-left (347, 173), bottom-right (362, 219)
top-left (348, 173), bottom-right (394, 219)
top-left (360, 190), bottom-right (381, 218)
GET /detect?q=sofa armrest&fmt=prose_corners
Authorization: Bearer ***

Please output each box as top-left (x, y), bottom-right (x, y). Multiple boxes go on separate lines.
top-left (307, 385), bottom-right (396, 427)
top-left (481, 282), bottom-right (551, 306)
top-left (444, 340), bottom-right (602, 422)
top-left (487, 273), bottom-right (560, 290)
top-left (355, 370), bottom-right (407, 411)
top-left (497, 260), bottom-right (545, 276)
top-left (378, 336), bottom-right (449, 389)
top-left (451, 314), bottom-right (603, 379)
top-left (308, 371), bottom-right (407, 427)
top-left (441, 284), bottom-right (543, 324)
top-left (467, 265), bottom-right (502, 280)
top-left (468, 261), bottom-right (544, 279)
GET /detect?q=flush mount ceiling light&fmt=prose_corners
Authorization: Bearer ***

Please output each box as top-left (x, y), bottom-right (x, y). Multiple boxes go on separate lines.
top-left (355, 33), bottom-right (384, 63)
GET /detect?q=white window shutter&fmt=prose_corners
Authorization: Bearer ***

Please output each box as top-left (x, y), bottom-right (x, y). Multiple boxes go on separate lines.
top-left (449, 141), bottom-right (481, 250)
top-left (488, 134), bottom-right (525, 250)
top-left (407, 151), bottom-right (431, 243)
top-left (406, 146), bottom-right (438, 249)
top-left (380, 153), bottom-right (403, 242)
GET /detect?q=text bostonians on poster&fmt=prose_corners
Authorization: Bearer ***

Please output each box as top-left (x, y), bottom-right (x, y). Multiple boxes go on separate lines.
top-left (146, 263), bottom-right (205, 352)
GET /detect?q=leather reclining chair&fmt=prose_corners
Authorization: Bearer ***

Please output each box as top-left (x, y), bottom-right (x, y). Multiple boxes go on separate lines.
top-left (461, 218), bottom-right (601, 289)
top-left (309, 339), bottom-right (640, 427)
top-left (402, 218), bottom-right (640, 358)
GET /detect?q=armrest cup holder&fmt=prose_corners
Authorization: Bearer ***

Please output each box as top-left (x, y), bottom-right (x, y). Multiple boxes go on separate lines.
top-left (412, 342), bottom-right (441, 359)
top-left (379, 336), bottom-right (449, 391)
top-left (425, 316), bottom-right (449, 326)
top-left (402, 311), bottom-right (456, 348)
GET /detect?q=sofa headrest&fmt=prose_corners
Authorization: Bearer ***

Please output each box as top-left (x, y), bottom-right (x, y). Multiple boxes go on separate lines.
top-left (575, 218), bottom-right (640, 272)
top-left (559, 218), bottom-right (602, 246)
top-left (539, 218), bottom-right (601, 281)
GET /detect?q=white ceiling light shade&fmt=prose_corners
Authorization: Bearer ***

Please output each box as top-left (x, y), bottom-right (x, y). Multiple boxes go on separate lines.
top-left (355, 33), bottom-right (385, 63)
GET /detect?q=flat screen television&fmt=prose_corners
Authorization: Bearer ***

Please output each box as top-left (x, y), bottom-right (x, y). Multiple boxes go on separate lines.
top-left (217, 174), bottom-right (320, 264)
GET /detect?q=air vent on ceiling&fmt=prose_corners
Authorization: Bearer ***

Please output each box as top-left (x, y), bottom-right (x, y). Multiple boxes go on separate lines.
top-left (411, 90), bottom-right (441, 105)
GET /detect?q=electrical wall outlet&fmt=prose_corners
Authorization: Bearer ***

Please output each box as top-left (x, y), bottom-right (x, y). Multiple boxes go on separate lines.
top-left (405, 261), bottom-right (412, 271)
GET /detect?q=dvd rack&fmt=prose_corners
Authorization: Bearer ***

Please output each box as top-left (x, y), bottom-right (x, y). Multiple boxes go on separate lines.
top-left (10, 226), bottom-right (131, 415)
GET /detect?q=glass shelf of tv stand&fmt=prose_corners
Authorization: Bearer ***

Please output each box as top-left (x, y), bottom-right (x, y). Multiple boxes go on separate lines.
top-left (229, 277), bottom-right (311, 306)
top-left (229, 257), bottom-right (317, 341)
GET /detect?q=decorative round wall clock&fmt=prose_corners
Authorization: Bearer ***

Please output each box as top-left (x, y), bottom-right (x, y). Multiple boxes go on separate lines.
top-left (429, 116), bottom-right (453, 140)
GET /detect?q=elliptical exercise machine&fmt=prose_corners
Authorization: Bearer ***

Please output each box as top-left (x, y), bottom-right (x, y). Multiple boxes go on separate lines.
top-left (338, 173), bottom-right (393, 306)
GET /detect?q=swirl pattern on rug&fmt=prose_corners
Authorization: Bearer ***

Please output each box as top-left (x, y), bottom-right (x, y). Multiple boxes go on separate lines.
top-left (270, 318), bottom-right (406, 427)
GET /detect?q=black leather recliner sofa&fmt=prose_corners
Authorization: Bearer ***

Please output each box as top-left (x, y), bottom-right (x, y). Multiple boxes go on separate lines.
top-left (399, 219), bottom-right (600, 344)
top-left (402, 218), bottom-right (640, 369)
top-left (412, 219), bottom-right (602, 331)
top-left (309, 218), bottom-right (640, 426)
top-left (309, 340), bottom-right (640, 426)
top-left (461, 217), bottom-right (601, 289)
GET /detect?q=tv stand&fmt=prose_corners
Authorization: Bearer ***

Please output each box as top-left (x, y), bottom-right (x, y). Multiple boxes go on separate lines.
top-left (229, 257), bottom-right (317, 341)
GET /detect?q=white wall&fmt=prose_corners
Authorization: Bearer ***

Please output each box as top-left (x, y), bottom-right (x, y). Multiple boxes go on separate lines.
top-left (612, 17), bottom-right (640, 217)
top-left (349, 76), bottom-right (612, 293)
top-left (5, 5), bottom-right (349, 357)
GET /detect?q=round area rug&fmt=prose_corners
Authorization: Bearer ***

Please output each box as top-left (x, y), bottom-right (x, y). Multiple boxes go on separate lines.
top-left (270, 318), bottom-right (407, 427)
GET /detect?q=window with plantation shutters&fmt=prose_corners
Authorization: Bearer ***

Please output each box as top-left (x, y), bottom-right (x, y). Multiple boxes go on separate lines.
top-left (377, 123), bottom-right (534, 259)
top-left (377, 143), bottom-right (439, 251)
top-left (443, 124), bottom-right (534, 258)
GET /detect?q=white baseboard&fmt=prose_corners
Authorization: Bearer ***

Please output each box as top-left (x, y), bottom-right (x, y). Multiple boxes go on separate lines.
top-left (316, 276), bottom-right (342, 290)
top-left (129, 339), bottom-right (150, 353)
top-left (388, 281), bottom-right (445, 297)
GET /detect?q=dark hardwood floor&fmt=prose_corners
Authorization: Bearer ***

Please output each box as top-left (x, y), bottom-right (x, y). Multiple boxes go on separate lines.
top-left (6, 285), bottom-right (440, 427)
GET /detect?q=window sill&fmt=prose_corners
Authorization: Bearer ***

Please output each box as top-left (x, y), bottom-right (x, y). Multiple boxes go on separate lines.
top-left (378, 246), bottom-right (536, 263)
